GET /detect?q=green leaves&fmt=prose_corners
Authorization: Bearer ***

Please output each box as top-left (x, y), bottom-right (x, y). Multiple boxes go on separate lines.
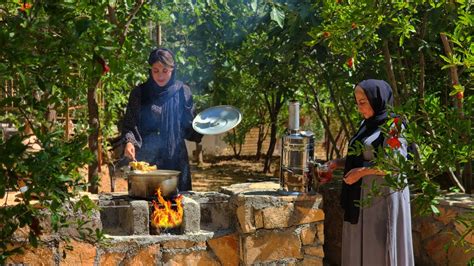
top-left (270, 6), bottom-right (285, 28)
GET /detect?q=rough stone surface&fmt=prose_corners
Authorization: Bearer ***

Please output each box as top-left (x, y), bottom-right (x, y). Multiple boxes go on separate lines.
top-left (261, 204), bottom-right (293, 228)
top-left (303, 246), bottom-right (324, 257)
top-left (187, 192), bottom-right (233, 231)
top-left (236, 205), bottom-right (255, 233)
top-left (242, 229), bottom-right (303, 264)
top-left (99, 252), bottom-right (127, 266)
top-left (254, 210), bottom-right (264, 229)
top-left (162, 240), bottom-right (206, 249)
top-left (124, 244), bottom-right (160, 265)
top-left (316, 222), bottom-right (324, 244)
top-left (181, 196), bottom-right (200, 234)
top-left (130, 200), bottom-right (149, 235)
top-left (6, 244), bottom-right (55, 266)
top-left (59, 240), bottom-right (97, 266)
top-left (299, 255), bottom-right (324, 266)
top-left (454, 220), bottom-right (474, 245)
top-left (161, 251), bottom-right (221, 266)
top-left (207, 234), bottom-right (239, 266)
top-left (220, 181), bottom-right (280, 195)
top-left (290, 203), bottom-right (325, 226)
top-left (434, 206), bottom-right (457, 225)
top-left (417, 217), bottom-right (442, 239)
top-left (300, 224), bottom-right (317, 245)
top-left (100, 202), bottom-right (134, 236)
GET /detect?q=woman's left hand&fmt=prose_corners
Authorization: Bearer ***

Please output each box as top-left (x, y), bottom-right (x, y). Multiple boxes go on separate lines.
top-left (344, 167), bottom-right (367, 185)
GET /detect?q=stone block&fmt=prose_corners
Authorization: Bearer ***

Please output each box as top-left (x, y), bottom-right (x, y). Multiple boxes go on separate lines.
top-left (424, 233), bottom-right (452, 264)
top-left (161, 250), bottom-right (221, 266)
top-left (454, 220), bottom-right (474, 245)
top-left (435, 207), bottom-right (457, 225)
top-left (188, 192), bottom-right (233, 231)
top-left (130, 200), bottom-right (149, 235)
top-left (181, 196), bottom-right (200, 234)
top-left (419, 219), bottom-right (442, 240)
top-left (59, 240), bottom-right (97, 266)
top-left (6, 245), bottom-right (55, 266)
top-left (125, 244), bottom-right (160, 266)
top-left (316, 222), bottom-right (324, 244)
top-left (299, 255), bottom-right (323, 266)
top-left (162, 240), bottom-right (205, 249)
top-left (300, 224), bottom-right (317, 245)
top-left (200, 201), bottom-right (232, 231)
top-left (242, 229), bottom-right (302, 264)
top-left (236, 205), bottom-right (255, 233)
top-left (303, 246), bottom-right (324, 257)
top-left (100, 204), bottom-right (133, 235)
top-left (100, 252), bottom-right (126, 266)
top-left (98, 240), bottom-right (139, 265)
top-left (254, 210), bottom-right (264, 229)
top-left (208, 234), bottom-right (239, 266)
top-left (261, 204), bottom-right (293, 229)
top-left (289, 204), bottom-right (324, 226)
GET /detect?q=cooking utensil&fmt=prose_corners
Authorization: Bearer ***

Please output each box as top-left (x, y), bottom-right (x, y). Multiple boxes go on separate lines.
top-left (127, 169), bottom-right (180, 199)
top-left (192, 105), bottom-right (242, 135)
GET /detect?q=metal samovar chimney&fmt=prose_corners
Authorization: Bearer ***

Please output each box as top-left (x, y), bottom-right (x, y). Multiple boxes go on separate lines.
top-left (288, 101), bottom-right (299, 132)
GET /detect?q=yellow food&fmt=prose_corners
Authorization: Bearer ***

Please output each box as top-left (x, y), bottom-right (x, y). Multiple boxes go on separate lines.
top-left (129, 161), bottom-right (157, 172)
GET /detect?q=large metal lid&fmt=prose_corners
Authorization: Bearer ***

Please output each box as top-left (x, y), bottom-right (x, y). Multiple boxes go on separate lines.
top-left (193, 105), bottom-right (242, 135)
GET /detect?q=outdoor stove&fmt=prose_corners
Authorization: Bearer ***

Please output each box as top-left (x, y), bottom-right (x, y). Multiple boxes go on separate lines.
top-left (98, 189), bottom-right (233, 237)
top-left (279, 101), bottom-right (316, 195)
top-left (98, 192), bottom-right (198, 236)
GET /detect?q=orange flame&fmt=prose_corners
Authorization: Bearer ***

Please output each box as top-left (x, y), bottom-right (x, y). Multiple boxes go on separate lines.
top-left (151, 188), bottom-right (183, 228)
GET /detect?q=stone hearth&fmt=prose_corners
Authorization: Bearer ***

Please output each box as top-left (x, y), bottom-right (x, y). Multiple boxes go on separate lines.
top-left (6, 182), bottom-right (325, 265)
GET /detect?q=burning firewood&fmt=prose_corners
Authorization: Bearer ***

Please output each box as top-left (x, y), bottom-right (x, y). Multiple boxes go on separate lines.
top-left (151, 188), bottom-right (183, 229)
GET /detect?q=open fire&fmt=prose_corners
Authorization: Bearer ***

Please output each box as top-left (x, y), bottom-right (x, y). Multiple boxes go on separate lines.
top-left (151, 188), bottom-right (183, 228)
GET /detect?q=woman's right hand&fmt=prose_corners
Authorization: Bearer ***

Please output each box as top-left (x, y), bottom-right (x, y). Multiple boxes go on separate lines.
top-left (326, 160), bottom-right (338, 171)
top-left (124, 142), bottom-right (136, 161)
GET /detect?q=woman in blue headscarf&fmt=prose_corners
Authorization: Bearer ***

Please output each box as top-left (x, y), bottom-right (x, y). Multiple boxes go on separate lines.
top-left (122, 48), bottom-right (202, 191)
top-left (324, 80), bottom-right (414, 266)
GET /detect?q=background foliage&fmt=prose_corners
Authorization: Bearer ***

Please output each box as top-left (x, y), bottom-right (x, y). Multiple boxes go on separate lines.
top-left (0, 0), bottom-right (472, 261)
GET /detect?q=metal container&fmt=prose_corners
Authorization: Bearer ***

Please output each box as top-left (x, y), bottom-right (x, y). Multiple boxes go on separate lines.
top-left (279, 101), bottom-right (316, 194)
top-left (127, 170), bottom-right (180, 199)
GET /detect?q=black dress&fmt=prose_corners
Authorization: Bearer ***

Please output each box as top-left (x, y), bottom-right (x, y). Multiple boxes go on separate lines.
top-left (122, 80), bottom-right (202, 191)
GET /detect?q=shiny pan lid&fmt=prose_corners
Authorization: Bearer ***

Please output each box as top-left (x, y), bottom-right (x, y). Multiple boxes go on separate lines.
top-left (192, 105), bottom-right (242, 135)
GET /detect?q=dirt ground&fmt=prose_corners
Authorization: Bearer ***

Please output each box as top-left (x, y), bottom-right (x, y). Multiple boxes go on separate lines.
top-left (100, 156), bottom-right (279, 193)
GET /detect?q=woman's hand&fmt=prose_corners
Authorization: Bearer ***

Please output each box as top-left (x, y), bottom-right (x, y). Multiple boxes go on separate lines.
top-left (124, 142), bottom-right (136, 161)
top-left (326, 160), bottom-right (338, 171)
top-left (344, 167), bottom-right (385, 185)
top-left (344, 167), bottom-right (367, 185)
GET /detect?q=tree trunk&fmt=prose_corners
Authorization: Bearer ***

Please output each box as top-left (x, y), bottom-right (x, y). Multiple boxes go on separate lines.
top-left (255, 124), bottom-right (265, 160)
top-left (87, 83), bottom-right (100, 194)
top-left (194, 142), bottom-right (204, 167)
top-left (263, 115), bottom-right (278, 173)
top-left (382, 40), bottom-right (400, 106)
top-left (263, 91), bottom-right (284, 173)
top-left (325, 74), bottom-right (352, 139)
top-left (396, 47), bottom-right (407, 98)
top-left (301, 73), bottom-right (341, 158)
top-left (418, 51), bottom-right (425, 99)
top-left (440, 33), bottom-right (471, 193)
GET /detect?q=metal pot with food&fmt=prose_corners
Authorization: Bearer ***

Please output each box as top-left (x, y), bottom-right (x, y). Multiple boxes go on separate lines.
top-left (126, 161), bottom-right (180, 199)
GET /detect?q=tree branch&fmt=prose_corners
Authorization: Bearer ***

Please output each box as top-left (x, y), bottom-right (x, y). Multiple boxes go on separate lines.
top-left (119, 0), bottom-right (145, 46)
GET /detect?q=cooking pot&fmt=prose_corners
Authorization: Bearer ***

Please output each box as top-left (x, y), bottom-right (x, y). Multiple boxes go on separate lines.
top-left (127, 169), bottom-right (180, 199)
